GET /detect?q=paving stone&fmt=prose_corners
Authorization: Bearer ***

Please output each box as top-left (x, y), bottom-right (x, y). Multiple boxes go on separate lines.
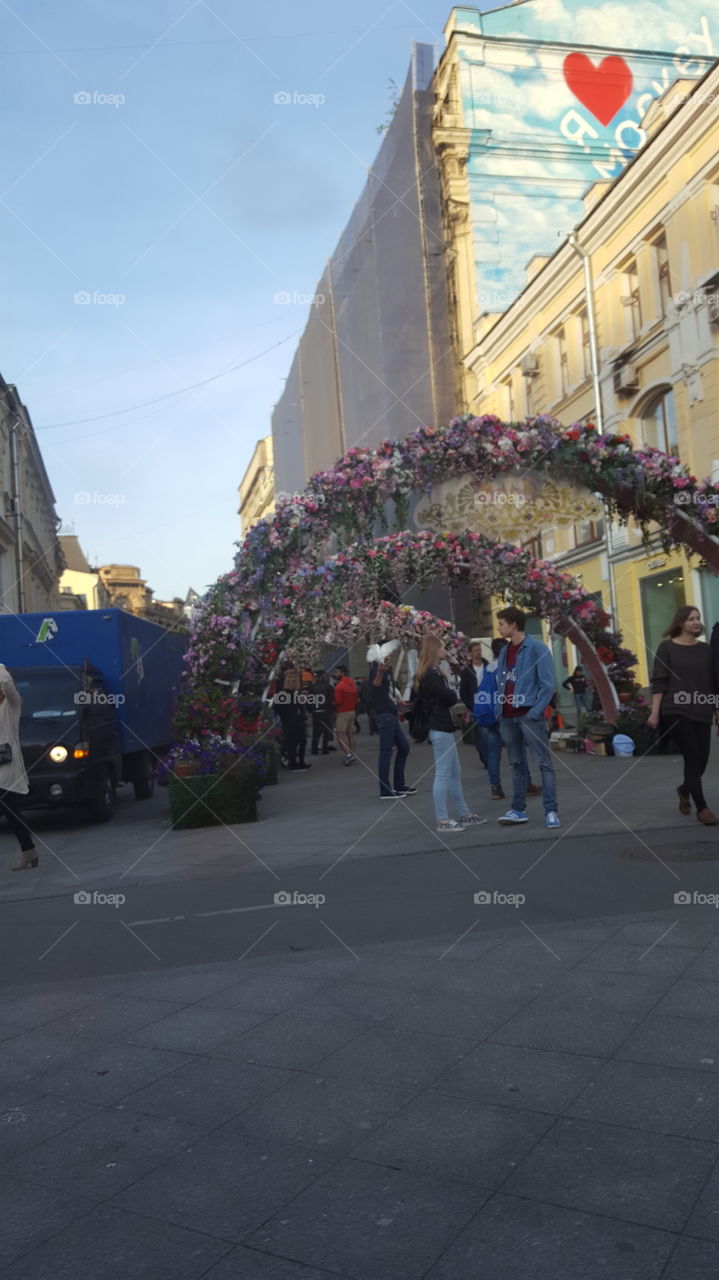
top-left (202, 1249), bottom-right (343, 1280)
top-left (0, 1173), bottom-right (94, 1269)
top-left (3, 1107), bottom-right (203, 1201)
top-left (0, 989), bottom-right (98, 1029)
top-left (0, 1204), bottom-right (233, 1280)
top-left (612, 920), bottom-right (719, 949)
top-left (210, 1012), bottom-right (364, 1069)
top-left (352, 1092), bottom-right (553, 1188)
top-left (652, 979), bottom-right (719, 1020)
top-left (227, 1074), bottom-right (420, 1154)
top-left (339, 955), bottom-right (442, 990)
top-left (100, 967), bottom-right (241, 1005)
top-left (488, 995), bottom-right (639, 1057)
top-left (201, 974), bottom-right (329, 1014)
top-left (684, 950), bottom-right (719, 982)
top-left (544, 967), bottom-right (672, 1014)
top-left (0, 1093), bottom-right (100, 1164)
top-left (578, 944), bottom-right (700, 978)
top-left (316, 1026), bottom-right (474, 1089)
top-left (662, 1235), bottom-right (719, 1278)
top-left (504, 1116), bottom-right (717, 1231)
top-left (685, 1160), bottom-right (719, 1240)
top-left (431, 961), bottom-right (557, 1003)
top-left (430, 1042), bottom-right (603, 1113)
top-left (292, 982), bottom-right (411, 1026)
top-left (423, 1192), bottom-right (676, 1280)
top-left (48, 995), bottom-right (186, 1037)
top-left (115, 1129), bottom-right (335, 1241)
top-left (567, 1058), bottom-right (719, 1140)
top-left (617, 1015), bottom-right (719, 1072)
top-left (120, 1058), bottom-right (293, 1127)
top-left (128, 1004), bottom-right (274, 1052)
top-left (246, 1157), bottom-right (489, 1280)
top-left (31, 1043), bottom-right (193, 1105)
top-left (478, 935), bottom-right (605, 969)
top-left (0, 1026), bottom-right (101, 1077)
top-left (388, 989), bottom-right (519, 1041)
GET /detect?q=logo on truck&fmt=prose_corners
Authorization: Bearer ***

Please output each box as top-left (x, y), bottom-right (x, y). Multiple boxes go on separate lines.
top-left (36, 618), bottom-right (58, 643)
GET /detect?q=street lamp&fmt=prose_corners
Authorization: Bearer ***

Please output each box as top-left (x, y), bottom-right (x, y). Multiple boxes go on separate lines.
top-left (567, 232), bottom-right (618, 628)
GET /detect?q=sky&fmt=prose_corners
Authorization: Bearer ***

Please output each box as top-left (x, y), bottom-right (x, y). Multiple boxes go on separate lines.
top-left (1, 0), bottom-right (479, 601)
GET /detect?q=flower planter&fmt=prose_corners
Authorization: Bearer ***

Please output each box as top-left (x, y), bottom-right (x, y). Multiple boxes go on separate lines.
top-left (173, 761), bottom-right (199, 779)
top-left (168, 761), bottom-right (258, 829)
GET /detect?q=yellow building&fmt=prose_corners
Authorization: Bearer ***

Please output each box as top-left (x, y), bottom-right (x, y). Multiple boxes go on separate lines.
top-left (459, 69), bottom-right (719, 686)
top-left (238, 436), bottom-right (275, 537)
top-left (58, 535), bottom-right (110, 610)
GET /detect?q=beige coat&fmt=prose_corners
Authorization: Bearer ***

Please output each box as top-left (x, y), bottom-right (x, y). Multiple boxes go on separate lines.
top-left (0, 664), bottom-right (29, 794)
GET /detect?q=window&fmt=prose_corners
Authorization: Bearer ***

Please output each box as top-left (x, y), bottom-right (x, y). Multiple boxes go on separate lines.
top-left (654, 234), bottom-right (672, 316)
top-left (579, 309), bottom-right (591, 379)
top-left (621, 258), bottom-right (642, 339)
top-left (502, 377), bottom-right (515, 420)
top-left (522, 534), bottom-right (542, 560)
top-left (641, 388), bottom-right (678, 455)
top-left (525, 374), bottom-right (534, 416)
top-left (573, 517), bottom-right (605, 547)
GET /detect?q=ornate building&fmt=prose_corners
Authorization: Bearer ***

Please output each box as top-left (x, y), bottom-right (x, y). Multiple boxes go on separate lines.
top-left (0, 378), bottom-right (62, 612)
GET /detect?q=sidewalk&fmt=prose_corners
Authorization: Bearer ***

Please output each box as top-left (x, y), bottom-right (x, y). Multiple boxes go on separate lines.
top-left (2, 736), bottom-right (719, 1277)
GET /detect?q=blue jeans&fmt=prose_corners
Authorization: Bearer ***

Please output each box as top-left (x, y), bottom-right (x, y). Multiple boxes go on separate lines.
top-left (375, 712), bottom-right (409, 796)
top-left (475, 722), bottom-right (501, 787)
top-left (428, 730), bottom-right (470, 822)
top-left (499, 716), bottom-right (558, 815)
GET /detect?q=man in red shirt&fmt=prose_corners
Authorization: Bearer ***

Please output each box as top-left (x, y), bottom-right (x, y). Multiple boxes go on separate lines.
top-left (333, 665), bottom-right (359, 765)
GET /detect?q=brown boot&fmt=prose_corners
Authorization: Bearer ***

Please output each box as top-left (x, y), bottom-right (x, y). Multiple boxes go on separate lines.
top-left (677, 787), bottom-right (691, 816)
top-left (697, 808), bottom-right (719, 826)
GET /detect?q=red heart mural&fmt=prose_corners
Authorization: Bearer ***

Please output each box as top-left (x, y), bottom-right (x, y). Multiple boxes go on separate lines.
top-left (563, 52), bottom-right (633, 127)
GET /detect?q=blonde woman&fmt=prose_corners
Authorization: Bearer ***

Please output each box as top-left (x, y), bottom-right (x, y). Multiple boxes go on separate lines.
top-left (0, 664), bottom-right (37, 869)
top-left (413, 637), bottom-right (486, 834)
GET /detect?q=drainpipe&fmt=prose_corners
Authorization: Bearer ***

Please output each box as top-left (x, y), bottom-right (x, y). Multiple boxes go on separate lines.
top-left (8, 414), bottom-right (25, 613)
top-left (567, 233), bottom-right (618, 629)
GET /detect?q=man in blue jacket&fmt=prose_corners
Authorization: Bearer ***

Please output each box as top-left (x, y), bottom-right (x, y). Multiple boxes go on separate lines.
top-left (494, 606), bottom-right (560, 829)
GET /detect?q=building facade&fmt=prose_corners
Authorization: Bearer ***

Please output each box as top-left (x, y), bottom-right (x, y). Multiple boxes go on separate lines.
top-left (58, 534), bottom-right (110, 610)
top-left (433, 1), bottom-right (719, 394)
top-left (97, 564), bottom-right (187, 631)
top-left (466, 67), bottom-right (719, 684)
top-left (238, 435), bottom-right (275, 537)
top-left (272, 42), bottom-right (455, 497)
top-left (0, 379), bottom-right (62, 613)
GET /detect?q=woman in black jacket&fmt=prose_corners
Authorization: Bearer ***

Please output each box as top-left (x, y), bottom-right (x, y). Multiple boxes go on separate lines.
top-left (648, 605), bottom-right (717, 824)
top-left (414, 637), bottom-right (486, 834)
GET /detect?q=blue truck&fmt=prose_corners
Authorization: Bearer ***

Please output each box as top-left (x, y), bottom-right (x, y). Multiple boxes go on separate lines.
top-left (0, 608), bottom-right (186, 822)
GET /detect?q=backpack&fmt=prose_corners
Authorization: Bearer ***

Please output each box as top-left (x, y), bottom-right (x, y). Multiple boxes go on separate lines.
top-left (407, 691), bottom-right (430, 743)
top-left (473, 666), bottom-right (498, 726)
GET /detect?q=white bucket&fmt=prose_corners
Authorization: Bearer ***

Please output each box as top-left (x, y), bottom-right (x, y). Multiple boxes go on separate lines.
top-left (612, 734), bottom-right (635, 757)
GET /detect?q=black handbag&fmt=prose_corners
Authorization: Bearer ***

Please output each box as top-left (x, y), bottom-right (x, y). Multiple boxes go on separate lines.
top-left (0, 743), bottom-right (12, 764)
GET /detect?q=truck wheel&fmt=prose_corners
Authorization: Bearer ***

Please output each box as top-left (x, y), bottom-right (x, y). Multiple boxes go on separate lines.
top-left (87, 769), bottom-right (115, 823)
top-left (133, 754), bottom-right (155, 801)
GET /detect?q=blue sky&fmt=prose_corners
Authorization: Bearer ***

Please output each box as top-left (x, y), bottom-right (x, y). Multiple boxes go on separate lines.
top-left (1, 0), bottom-right (470, 600)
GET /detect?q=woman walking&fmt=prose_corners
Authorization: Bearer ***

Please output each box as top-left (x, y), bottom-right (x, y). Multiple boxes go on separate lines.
top-left (648, 606), bottom-right (718, 825)
top-left (414, 637), bottom-right (486, 834)
top-left (0, 663), bottom-right (37, 869)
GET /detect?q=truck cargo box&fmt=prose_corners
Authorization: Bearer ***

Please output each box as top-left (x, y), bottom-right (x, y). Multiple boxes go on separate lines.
top-left (0, 609), bottom-right (186, 754)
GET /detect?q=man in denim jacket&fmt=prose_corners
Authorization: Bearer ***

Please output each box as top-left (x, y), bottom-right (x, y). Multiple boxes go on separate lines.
top-left (494, 606), bottom-right (560, 829)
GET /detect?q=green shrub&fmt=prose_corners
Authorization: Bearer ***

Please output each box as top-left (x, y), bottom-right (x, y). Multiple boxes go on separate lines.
top-left (168, 761), bottom-right (258, 829)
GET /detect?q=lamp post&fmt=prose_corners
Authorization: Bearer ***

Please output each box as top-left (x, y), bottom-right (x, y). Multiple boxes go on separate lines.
top-left (567, 232), bottom-right (618, 629)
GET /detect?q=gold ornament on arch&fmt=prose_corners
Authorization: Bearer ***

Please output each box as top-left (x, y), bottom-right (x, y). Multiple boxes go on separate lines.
top-left (414, 471), bottom-right (603, 540)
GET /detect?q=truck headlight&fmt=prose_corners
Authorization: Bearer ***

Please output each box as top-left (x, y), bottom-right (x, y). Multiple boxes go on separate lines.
top-left (49, 745), bottom-right (68, 763)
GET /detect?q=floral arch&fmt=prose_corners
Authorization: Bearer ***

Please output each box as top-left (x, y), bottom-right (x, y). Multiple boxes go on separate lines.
top-left (183, 415), bottom-right (719, 733)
